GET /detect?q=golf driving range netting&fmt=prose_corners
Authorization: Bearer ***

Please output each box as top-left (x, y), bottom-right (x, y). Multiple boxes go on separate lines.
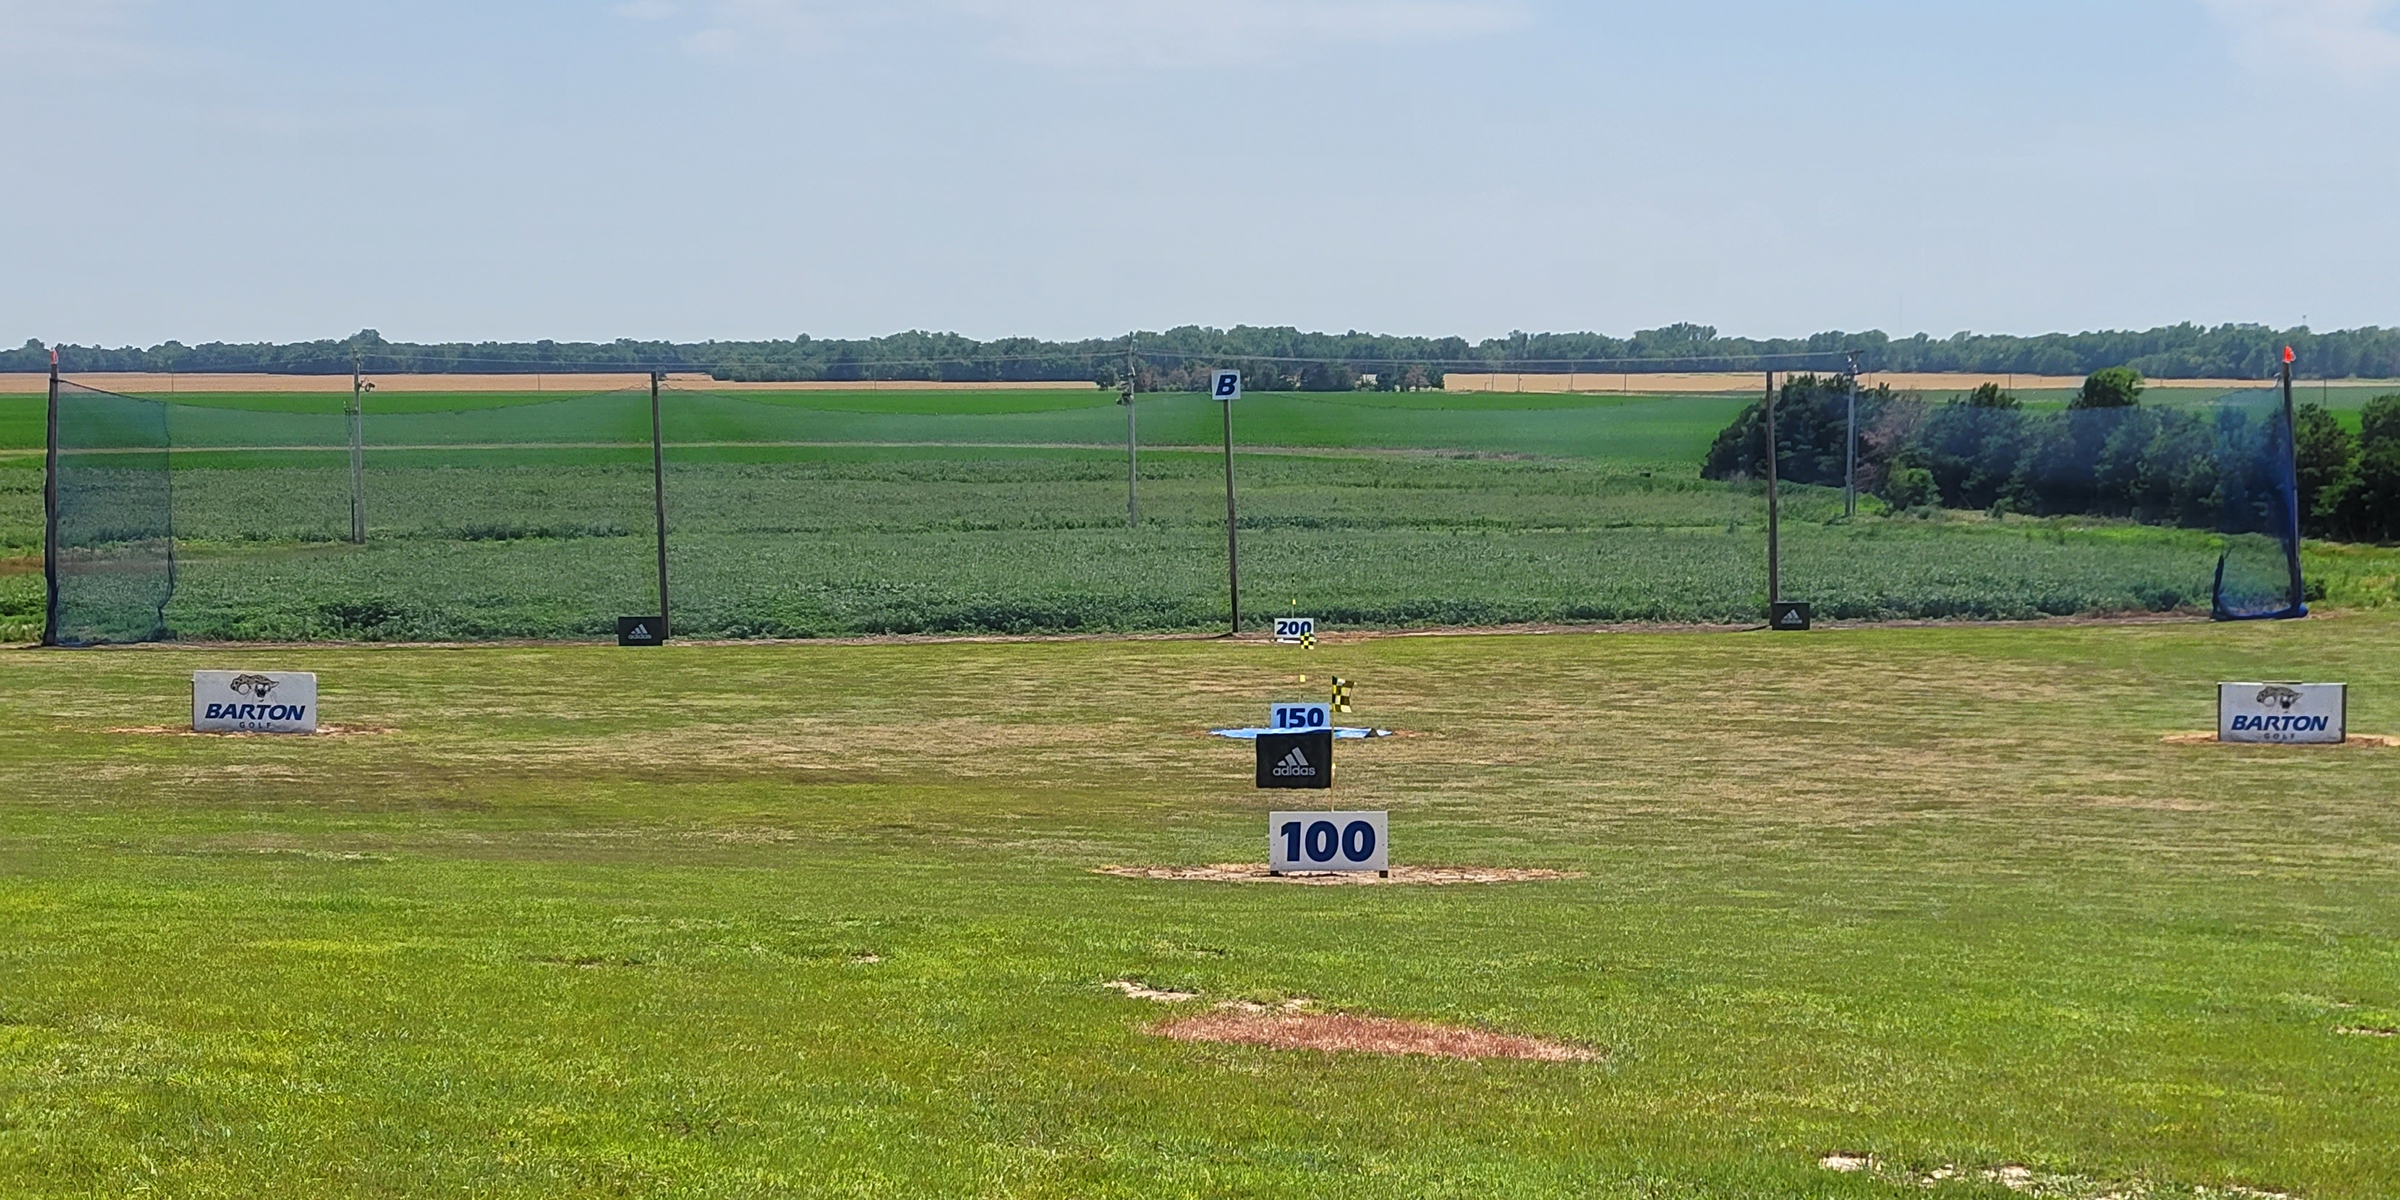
top-left (32, 379), bottom-right (2306, 643)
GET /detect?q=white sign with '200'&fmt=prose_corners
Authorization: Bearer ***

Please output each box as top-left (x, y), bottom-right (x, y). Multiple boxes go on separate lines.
top-left (1270, 810), bottom-right (1388, 873)
top-left (1273, 617), bottom-right (1315, 643)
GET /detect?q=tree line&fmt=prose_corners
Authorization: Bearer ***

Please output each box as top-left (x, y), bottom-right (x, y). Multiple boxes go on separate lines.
top-left (11, 321), bottom-right (2400, 384)
top-left (1703, 372), bottom-right (2400, 543)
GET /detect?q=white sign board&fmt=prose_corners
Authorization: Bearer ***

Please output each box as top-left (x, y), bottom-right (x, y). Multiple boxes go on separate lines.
top-left (1273, 616), bottom-right (1315, 644)
top-left (1211, 370), bottom-right (1242, 401)
top-left (193, 671), bottom-right (319, 734)
top-left (2219, 682), bottom-right (2345, 744)
top-left (1271, 810), bottom-right (1389, 873)
top-left (1270, 701), bottom-right (1332, 731)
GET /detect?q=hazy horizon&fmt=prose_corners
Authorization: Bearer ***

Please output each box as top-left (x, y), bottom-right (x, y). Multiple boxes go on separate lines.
top-left (5, 1), bottom-right (2396, 346)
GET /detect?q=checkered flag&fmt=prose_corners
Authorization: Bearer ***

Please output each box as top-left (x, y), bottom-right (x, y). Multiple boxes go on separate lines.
top-left (1300, 630), bottom-right (1316, 649)
top-left (1330, 677), bottom-right (1352, 713)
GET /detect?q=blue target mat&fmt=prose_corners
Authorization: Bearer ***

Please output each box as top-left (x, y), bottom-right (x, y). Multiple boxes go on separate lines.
top-left (1209, 727), bottom-right (1392, 740)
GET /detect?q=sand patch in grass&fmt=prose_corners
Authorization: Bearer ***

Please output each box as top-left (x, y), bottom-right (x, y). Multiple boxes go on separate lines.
top-left (2160, 731), bottom-right (2398, 747)
top-left (1153, 1011), bottom-right (1599, 1062)
top-left (1105, 979), bottom-right (1200, 1002)
top-left (1093, 863), bottom-right (1581, 886)
top-left (104, 723), bottom-right (393, 738)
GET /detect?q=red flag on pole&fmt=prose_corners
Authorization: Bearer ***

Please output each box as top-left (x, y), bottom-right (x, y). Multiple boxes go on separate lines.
top-left (2283, 346), bottom-right (2296, 364)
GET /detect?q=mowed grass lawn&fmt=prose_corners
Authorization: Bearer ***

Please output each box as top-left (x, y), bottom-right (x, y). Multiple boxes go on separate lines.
top-left (3, 615), bottom-right (2398, 1197)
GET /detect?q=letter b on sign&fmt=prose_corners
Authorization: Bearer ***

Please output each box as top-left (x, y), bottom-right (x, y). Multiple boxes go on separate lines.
top-left (1212, 371), bottom-right (1242, 401)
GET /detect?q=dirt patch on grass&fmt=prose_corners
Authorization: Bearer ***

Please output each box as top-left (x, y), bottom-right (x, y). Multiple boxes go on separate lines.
top-left (1153, 1011), bottom-right (1600, 1062)
top-left (1093, 864), bottom-right (1583, 886)
top-left (1105, 979), bottom-right (1200, 1002)
top-left (2160, 731), bottom-right (2399, 747)
top-left (103, 724), bottom-right (394, 738)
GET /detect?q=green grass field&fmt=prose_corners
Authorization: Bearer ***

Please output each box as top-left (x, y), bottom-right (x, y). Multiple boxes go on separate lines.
top-left (3, 615), bottom-right (2397, 1196)
top-left (5, 386), bottom-right (2398, 644)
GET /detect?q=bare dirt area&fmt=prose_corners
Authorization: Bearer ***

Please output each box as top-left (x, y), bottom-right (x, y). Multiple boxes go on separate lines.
top-left (0, 372), bottom-right (1099, 395)
top-left (1153, 1011), bottom-right (1601, 1062)
top-left (103, 724), bottom-right (393, 738)
top-left (2159, 732), bottom-right (2399, 747)
top-left (1093, 864), bottom-right (1583, 886)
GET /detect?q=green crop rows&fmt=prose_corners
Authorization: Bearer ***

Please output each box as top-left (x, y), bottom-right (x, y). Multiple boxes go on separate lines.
top-left (4, 387), bottom-right (2397, 642)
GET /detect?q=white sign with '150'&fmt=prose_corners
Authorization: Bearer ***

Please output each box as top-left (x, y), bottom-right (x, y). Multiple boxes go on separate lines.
top-left (1270, 702), bottom-right (1331, 731)
top-left (1270, 811), bottom-right (1388, 873)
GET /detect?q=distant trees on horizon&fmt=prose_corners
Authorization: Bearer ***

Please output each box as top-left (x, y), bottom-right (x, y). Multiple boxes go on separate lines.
top-left (1703, 371), bottom-right (2400, 544)
top-left (11, 321), bottom-right (2400, 385)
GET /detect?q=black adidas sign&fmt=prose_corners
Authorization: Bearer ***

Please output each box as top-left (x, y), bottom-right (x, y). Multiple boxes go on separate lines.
top-left (1770, 601), bottom-right (1811, 632)
top-left (618, 616), bottom-right (667, 646)
top-left (1256, 729), bottom-right (1334, 790)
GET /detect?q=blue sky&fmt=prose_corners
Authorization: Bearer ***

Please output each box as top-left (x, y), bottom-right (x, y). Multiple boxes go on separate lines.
top-left (4, 0), bottom-right (2397, 345)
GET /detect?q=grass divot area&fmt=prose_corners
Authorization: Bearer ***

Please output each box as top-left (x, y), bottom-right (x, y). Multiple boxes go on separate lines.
top-left (1093, 863), bottom-right (1583, 885)
top-left (1154, 1011), bottom-right (1602, 1062)
top-left (1818, 1152), bottom-right (2298, 1199)
top-left (103, 723), bottom-right (394, 737)
top-left (2158, 731), bottom-right (2400, 746)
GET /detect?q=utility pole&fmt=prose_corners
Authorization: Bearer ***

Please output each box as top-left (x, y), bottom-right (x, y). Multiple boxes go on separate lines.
top-left (650, 371), bottom-right (672, 640)
top-left (1842, 353), bottom-right (1860, 518)
top-left (1122, 339), bottom-right (1138, 528)
top-left (42, 349), bottom-right (60, 647)
top-left (1222, 381), bottom-right (1241, 635)
top-left (1765, 369), bottom-right (1780, 610)
top-left (348, 349), bottom-right (368, 544)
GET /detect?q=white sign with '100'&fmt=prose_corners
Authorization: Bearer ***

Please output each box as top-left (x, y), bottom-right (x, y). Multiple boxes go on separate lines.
top-left (1270, 810), bottom-right (1388, 873)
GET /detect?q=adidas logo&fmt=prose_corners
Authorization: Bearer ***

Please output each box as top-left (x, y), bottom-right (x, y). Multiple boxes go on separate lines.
top-left (1271, 747), bottom-right (1316, 777)
top-left (627, 624), bottom-right (650, 639)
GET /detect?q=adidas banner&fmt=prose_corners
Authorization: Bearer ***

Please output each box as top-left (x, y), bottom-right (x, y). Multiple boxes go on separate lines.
top-left (1256, 729), bottom-right (1334, 789)
top-left (618, 616), bottom-right (666, 646)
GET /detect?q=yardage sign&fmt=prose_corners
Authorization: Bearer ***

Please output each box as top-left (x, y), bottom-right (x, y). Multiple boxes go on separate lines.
top-left (1270, 810), bottom-right (1388, 873)
top-left (1271, 701), bottom-right (1332, 731)
top-left (1273, 617), bottom-right (1315, 644)
top-left (2219, 682), bottom-right (2345, 744)
top-left (193, 671), bottom-right (318, 734)
top-left (1212, 370), bottom-right (1242, 401)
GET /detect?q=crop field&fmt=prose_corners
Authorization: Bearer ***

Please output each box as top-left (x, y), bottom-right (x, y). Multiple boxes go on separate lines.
top-left (4, 386), bottom-right (2399, 644)
top-left (2, 615), bottom-right (2397, 1197)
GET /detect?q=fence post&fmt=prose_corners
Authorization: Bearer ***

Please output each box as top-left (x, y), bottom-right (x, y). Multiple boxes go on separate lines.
top-left (348, 350), bottom-right (367, 544)
top-left (651, 371), bottom-right (671, 639)
top-left (42, 350), bottom-right (59, 647)
top-left (1223, 387), bottom-right (1240, 634)
top-left (1765, 369), bottom-right (1779, 610)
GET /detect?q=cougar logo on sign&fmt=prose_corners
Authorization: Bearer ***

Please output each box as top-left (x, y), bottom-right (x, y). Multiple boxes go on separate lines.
top-left (193, 671), bottom-right (319, 734)
top-left (2218, 681), bottom-right (2344, 744)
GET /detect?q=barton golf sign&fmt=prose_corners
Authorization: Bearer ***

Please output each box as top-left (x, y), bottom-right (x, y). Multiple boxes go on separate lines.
top-left (193, 671), bottom-right (319, 734)
top-left (2218, 682), bottom-right (2345, 744)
